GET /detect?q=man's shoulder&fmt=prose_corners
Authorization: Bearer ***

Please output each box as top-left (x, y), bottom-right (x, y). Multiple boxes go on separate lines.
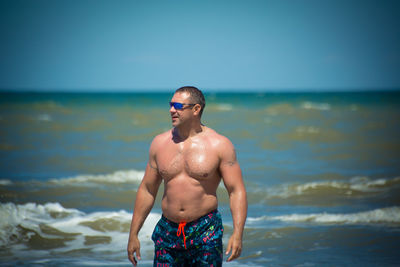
top-left (156, 129), bottom-right (172, 139)
top-left (203, 126), bottom-right (233, 147)
top-left (204, 127), bottom-right (237, 162)
top-left (150, 129), bottom-right (172, 150)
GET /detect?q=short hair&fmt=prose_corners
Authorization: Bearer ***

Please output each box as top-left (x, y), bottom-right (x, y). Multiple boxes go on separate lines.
top-left (175, 86), bottom-right (206, 117)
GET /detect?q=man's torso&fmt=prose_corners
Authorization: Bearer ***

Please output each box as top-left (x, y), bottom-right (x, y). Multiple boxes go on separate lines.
top-left (154, 127), bottom-right (222, 223)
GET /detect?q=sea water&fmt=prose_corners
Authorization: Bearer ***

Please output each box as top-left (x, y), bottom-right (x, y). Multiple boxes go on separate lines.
top-left (1, 91), bottom-right (400, 266)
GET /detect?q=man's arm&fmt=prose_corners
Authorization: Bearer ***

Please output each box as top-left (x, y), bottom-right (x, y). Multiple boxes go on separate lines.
top-left (127, 140), bottom-right (162, 266)
top-left (219, 137), bottom-right (248, 262)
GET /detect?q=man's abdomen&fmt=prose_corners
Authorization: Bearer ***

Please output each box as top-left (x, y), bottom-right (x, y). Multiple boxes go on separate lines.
top-left (161, 176), bottom-right (219, 223)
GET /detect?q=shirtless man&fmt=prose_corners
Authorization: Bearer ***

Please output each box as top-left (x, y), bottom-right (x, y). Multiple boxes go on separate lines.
top-left (127, 86), bottom-right (247, 266)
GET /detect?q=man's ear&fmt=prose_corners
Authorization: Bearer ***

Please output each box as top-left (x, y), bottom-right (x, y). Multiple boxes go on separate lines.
top-left (193, 104), bottom-right (202, 116)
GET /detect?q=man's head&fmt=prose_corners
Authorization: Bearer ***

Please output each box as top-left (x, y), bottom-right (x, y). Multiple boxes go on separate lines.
top-left (169, 86), bottom-right (205, 128)
top-left (174, 86), bottom-right (205, 117)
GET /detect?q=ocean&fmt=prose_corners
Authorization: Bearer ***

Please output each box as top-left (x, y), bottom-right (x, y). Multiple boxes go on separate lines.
top-left (1, 91), bottom-right (400, 266)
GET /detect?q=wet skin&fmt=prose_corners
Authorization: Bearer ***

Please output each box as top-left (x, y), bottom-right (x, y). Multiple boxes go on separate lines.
top-left (127, 92), bottom-right (247, 265)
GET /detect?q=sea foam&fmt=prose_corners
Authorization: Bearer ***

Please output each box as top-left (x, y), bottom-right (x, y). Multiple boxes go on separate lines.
top-left (264, 176), bottom-right (400, 199)
top-left (0, 202), bottom-right (160, 257)
top-left (301, 102), bottom-right (331, 111)
top-left (49, 169), bottom-right (144, 186)
top-left (37, 114), bottom-right (52, 122)
top-left (0, 179), bottom-right (12, 186)
top-left (248, 206), bottom-right (400, 225)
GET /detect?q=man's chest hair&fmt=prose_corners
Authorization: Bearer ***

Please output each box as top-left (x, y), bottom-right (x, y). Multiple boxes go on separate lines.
top-left (156, 143), bottom-right (219, 180)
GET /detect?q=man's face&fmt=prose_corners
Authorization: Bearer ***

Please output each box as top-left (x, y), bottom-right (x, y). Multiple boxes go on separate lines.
top-left (169, 92), bottom-right (195, 127)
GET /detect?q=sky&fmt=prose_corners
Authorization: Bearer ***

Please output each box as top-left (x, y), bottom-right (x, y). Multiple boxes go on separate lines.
top-left (0, 0), bottom-right (399, 92)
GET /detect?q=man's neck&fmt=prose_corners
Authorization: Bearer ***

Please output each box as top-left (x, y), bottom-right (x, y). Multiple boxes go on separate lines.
top-left (173, 122), bottom-right (203, 142)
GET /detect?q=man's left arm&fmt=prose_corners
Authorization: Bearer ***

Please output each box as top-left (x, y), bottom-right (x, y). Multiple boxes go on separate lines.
top-left (219, 137), bottom-right (248, 262)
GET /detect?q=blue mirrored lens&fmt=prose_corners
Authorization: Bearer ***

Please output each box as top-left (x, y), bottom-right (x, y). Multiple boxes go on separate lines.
top-left (169, 102), bottom-right (184, 110)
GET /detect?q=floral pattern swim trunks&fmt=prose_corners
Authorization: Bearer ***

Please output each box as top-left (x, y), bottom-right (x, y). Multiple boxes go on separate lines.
top-left (151, 209), bottom-right (224, 267)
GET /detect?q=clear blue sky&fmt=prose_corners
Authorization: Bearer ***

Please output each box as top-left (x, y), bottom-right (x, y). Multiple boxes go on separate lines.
top-left (0, 0), bottom-right (399, 92)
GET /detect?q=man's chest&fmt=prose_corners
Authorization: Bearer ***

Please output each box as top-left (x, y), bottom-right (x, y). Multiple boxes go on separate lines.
top-left (156, 142), bottom-right (219, 180)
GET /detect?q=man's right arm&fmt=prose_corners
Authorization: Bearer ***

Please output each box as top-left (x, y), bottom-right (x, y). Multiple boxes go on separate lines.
top-left (127, 139), bottom-right (162, 266)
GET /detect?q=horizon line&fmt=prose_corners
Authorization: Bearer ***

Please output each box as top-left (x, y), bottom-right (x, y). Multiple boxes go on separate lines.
top-left (1, 87), bottom-right (399, 94)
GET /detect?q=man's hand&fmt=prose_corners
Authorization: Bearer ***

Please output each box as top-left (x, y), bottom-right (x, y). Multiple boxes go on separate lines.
top-left (127, 235), bottom-right (141, 266)
top-left (225, 233), bottom-right (242, 261)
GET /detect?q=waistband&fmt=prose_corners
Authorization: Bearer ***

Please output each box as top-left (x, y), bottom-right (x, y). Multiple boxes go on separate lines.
top-left (161, 209), bottom-right (219, 227)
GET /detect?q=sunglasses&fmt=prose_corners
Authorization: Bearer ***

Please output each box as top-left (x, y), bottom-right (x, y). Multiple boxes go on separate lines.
top-left (169, 102), bottom-right (196, 110)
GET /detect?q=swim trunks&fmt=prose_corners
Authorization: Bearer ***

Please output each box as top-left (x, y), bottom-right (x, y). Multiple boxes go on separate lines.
top-left (151, 209), bottom-right (224, 267)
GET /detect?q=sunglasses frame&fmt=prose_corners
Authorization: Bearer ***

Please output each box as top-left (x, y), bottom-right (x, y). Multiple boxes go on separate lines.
top-left (169, 102), bottom-right (196, 110)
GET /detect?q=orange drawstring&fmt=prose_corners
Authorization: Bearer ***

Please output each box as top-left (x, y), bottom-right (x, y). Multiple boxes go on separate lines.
top-left (177, 222), bottom-right (187, 249)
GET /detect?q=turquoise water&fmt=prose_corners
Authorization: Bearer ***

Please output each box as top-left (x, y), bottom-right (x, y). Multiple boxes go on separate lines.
top-left (1, 91), bottom-right (400, 266)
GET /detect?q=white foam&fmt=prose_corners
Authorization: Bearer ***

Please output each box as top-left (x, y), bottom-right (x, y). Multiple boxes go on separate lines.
top-left (0, 202), bottom-right (161, 258)
top-left (348, 176), bottom-right (398, 192)
top-left (248, 206), bottom-right (400, 225)
top-left (49, 169), bottom-right (144, 186)
top-left (301, 102), bottom-right (331, 111)
top-left (37, 114), bottom-right (52, 121)
top-left (0, 202), bottom-right (82, 246)
top-left (0, 179), bottom-right (12, 186)
top-left (295, 126), bottom-right (320, 134)
top-left (265, 176), bottom-right (400, 199)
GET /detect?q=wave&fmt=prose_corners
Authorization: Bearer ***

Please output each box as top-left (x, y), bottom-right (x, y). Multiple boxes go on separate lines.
top-left (295, 126), bottom-right (320, 134)
top-left (49, 169), bottom-right (144, 186)
top-left (0, 179), bottom-right (12, 186)
top-left (264, 176), bottom-right (400, 199)
top-left (0, 202), bottom-right (160, 255)
top-left (248, 206), bottom-right (400, 225)
top-left (36, 114), bottom-right (52, 122)
top-left (1, 202), bottom-right (267, 267)
top-left (301, 101), bottom-right (331, 111)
